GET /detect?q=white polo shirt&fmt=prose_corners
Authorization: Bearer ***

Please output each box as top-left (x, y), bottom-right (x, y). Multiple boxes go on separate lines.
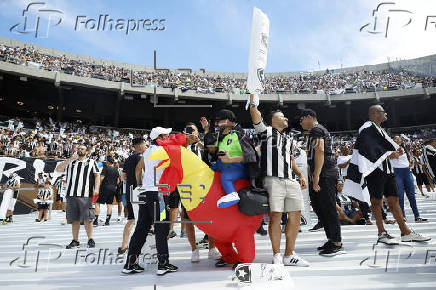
top-left (141, 145), bottom-right (164, 192)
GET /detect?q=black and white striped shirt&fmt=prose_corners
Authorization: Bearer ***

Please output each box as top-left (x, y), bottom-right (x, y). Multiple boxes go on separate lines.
top-left (6, 176), bottom-right (20, 188)
top-left (254, 120), bottom-right (293, 179)
top-left (54, 175), bottom-right (66, 196)
top-left (65, 158), bottom-right (100, 198)
top-left (38, 187), bottom-right (53, 201)
top-left (412, 156), bottom-right (424, 174)
top-left (187, 143), bottom-right (202, 159)
top-left (423, 144), bottom-right (436, 179)
top-left (337, 193), bottom-right (353, 211)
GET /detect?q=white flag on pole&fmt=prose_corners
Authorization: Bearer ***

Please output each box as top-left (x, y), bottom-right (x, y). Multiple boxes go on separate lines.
top-left (246, 7), bottom-right (270, 110)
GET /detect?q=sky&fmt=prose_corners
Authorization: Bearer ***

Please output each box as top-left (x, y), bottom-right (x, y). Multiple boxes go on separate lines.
top-left (0, 0), bottom-right (435, 73)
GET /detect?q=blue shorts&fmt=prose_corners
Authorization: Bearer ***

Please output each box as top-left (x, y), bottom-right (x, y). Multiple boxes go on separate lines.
top-left (344, 208), bottom-right (355, 219)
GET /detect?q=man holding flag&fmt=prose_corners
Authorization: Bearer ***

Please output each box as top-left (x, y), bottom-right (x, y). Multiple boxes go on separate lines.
top-left (344, 105), bottom-right (430, 245)
top-left (246, 7), bottom-right (310, 266)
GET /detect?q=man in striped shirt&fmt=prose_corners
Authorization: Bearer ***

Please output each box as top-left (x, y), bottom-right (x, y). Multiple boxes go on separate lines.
top-left (423, 137), bottom-right (436, 184)
top-left (412, 148), bottom-right (431, 197)
top-left (55, 143), bottom-right (101, 249)
top-left (249, 94), bottom-right (309, 267)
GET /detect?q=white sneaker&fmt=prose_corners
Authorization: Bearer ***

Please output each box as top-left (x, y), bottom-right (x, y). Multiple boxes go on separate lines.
top-left (401, 229), bottom-right (431, 242)
top-left (283, 252), bottom-right (310, 267)
top-left (208, 247), bottom-right (222, 260)
top-left (217, 192), bottom-right (240, 208)
top-left (191, 249), bottom-right (200, 263)
top-left (117, 216), bottom-right (122, 222)
top-left (61, 219), bottom-right (67, 225)
top-left (377, 231), bottom-right (399, 245)
top-left (272, 253), bottom-right (283, 264)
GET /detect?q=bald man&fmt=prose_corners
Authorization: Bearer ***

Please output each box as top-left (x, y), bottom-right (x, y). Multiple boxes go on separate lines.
top-left (364, 105), bottom-right (429, 244)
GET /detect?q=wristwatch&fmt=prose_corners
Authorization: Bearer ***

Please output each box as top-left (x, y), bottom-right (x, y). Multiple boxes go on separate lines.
top-left (250, 103), bottom-right (257, 108)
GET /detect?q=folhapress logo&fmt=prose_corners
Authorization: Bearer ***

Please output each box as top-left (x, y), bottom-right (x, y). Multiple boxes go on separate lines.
top-left (75, 15), bottom-right (166, 35)
top-left (10, 2), bottom-right (166, 38)
top-left (10, 2), bottom-right (64, 38)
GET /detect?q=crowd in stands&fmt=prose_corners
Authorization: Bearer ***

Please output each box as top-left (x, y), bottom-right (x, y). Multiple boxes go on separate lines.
top-left (1, 114), bottom-right (435, 161)
top-left (1, 44), bottom-right (434, 95)
top-left (0, 116), bottom-right (146, 163)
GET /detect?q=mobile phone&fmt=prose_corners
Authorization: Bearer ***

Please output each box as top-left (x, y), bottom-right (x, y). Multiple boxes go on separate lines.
top-left (185, 127), bottom-right (194, 134)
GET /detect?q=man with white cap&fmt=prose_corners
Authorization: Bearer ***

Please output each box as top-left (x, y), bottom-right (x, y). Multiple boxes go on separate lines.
top-left (122, 127), bottom-right (178, 276)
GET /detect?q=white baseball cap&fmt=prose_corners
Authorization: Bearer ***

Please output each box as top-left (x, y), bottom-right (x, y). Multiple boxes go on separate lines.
top-left (150, 127), bottom-right (172, 140)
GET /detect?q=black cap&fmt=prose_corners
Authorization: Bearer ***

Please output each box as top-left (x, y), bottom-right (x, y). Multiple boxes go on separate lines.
top-left (204, 132), bottom-right (218, 146)
top-left (298, 108), bottom-right (317, 119)
top-left (132, 138), bottom-right (145, 146)
top-left (215, 109), bottom-right (236, 122)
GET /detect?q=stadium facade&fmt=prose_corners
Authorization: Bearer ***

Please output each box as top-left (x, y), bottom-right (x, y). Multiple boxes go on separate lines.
top-left (0, 37), bottom-right (435, 131)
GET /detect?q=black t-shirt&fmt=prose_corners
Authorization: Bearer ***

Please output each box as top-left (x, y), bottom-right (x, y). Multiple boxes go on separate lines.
top-left (307, 124), bottom-right (338, 178)
top-left (100, 165), bottom-right (119, 193)
top-left (123, 152), bottom-right (142, 188)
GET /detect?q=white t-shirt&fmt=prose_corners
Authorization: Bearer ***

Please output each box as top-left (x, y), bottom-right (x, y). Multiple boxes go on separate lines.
top-left (141, 145), bottom-right (164, 192)
top-left (337, 155), bottom-right (352, 177)
top-left (391, 152), bottom-right (410, 169)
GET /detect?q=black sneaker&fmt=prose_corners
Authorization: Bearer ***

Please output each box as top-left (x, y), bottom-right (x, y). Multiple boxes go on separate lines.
top-left (6, 217), bottom-right (13, 223)
top-left (122, 263), bottom-right (144, 274)
top-left (167, 230), bottom-right (177, 239)
top-left (256, 225), bottom-right (267, 236)
top-left (300, 216), bottom-right (307, 226)
top-left (87, 239), bottom-right (95, 248)
top-left (199, 236), bottom-right (209, 245)
top-left (215, 258), bottom-right (228, 267)
top-left (319, 244), bottom-right (346, 257)
top-left (118, 247), bottom-right (128, 254)
top-left (93, 219), bottom-right (98, 227)
top-left (317, 240), bottom-right (333, 251)
top-left (415, 217), bottom-right (428, 223)
top-left (105, 220), bottom-right (110, 226)
top-left (35, 219), bottom-right (41, 222)
top-left (156, 263), bottom-right (178, 276)
top-left (66, 240), bottom-right (80, 249)
top-left (309, 223), bottom-right (324, 232)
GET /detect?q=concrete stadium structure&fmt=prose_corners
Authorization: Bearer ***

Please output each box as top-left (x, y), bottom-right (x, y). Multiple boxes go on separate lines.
top-left (0, 37), bottom-right (435, 131)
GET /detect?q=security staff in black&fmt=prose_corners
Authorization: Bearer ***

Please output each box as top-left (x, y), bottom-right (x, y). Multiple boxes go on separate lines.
top-left (300, 109), bottom-right (344, 257)
top-left (118, 138), bottom-right (147, 254)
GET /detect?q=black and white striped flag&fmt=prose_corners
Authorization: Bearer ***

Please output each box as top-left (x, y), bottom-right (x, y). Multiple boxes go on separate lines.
top-left (343, 121), bottom-right (399, 204)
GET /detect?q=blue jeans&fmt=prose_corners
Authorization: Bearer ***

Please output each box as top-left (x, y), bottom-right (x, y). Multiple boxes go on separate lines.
top-left (394, 167), bottom-right (420, 219)
top-left (211, 160), bottom-right (248, 194)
